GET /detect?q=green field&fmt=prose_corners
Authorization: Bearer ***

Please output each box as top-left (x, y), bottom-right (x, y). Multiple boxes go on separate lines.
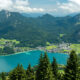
top-left (46, 45), bottom-right (57, 50)
top-left (0, 38), bottom-right (20, 49)
top-left (70, 44), bottom-right (80, 54)
top-left (0, 38), bottom-right (20, 45)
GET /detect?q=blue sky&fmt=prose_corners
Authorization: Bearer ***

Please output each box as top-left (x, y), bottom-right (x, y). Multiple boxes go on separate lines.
top-left (0, 0), bottom-right (80, 16)
top-left (29, 0), bottom-right (69, 16)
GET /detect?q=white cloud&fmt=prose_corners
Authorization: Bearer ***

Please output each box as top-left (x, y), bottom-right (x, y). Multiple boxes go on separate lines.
top-left (58, 0), bottom-right (80, 13)
top-left (0, 0), bottom-right (80, 15)
top-left (70, 0), bottom-right (80, 5)
top-left (0, 0), bottom-right (12, 9)
top-left (0, 0), bottom-right (44, 13)
top-left (48, 0), bottom-right (80, 16)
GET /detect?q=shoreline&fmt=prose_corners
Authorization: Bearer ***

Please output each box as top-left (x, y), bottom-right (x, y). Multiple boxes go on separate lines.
top-left (0, 49), bottom-right (69, 56)
top-left (0, 49), bottom-right (41, 56)
top-left (0, 50), bottom-right (31, 56)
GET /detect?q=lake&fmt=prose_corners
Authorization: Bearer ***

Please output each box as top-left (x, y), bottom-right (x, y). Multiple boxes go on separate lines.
top-left (0, 50), bottom-right (69, 72)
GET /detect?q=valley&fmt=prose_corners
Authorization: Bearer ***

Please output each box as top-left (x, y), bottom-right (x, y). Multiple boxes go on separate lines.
top-left (0, 38), bottom-right (80, 55)
top-left (0, 10), bottom-right (80, 48)
top-left (0, 0), bottom-right (80, 79)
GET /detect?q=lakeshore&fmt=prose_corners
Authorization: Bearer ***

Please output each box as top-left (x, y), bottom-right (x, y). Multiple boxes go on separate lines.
top-left (0, 50), bottom-right (69, 72)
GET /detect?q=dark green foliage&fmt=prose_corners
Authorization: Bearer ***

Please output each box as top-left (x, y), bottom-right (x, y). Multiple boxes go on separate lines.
top-left (36, 54), bottom-right (44, 80)
top-left (1, 72), bottom-right (6, 80)
top-left (0, 48), bottom-right (3, 54)
top-left (64, 50), bottom-right (79, 80)
top-left (17, 64), bottom-right (26, 80)
top-left (52, 57), bottom-right (58, 80)
top-left (0, 10), bottom-right (80, 47)
top-left (26, 64), bottom-right (35, 80)
top-left (9, 64), bottom-right (26, 80)
top-left (9, 68), bottom-right (18, 80)
top-left (3, 47), bottom-right (14, 54)
top-left (58, 73), bottom-right (64, 80)
top-left (36, 53), bottom-right (55, 80)
top-left (1, 51), bottom-right (80, 80)
top-left (77, 67), bottom-right (80, 80)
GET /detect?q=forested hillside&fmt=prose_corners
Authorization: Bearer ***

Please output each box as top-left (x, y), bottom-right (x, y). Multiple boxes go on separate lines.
top-left (0, 10), bottom-right (80, 47)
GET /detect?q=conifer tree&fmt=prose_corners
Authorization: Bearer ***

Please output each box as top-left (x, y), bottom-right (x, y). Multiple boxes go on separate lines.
top-left (77, 67), bottom-right (80, 80)
top-left (1, 72), bottom-right (6, 80)
top-left (36, 53), bottom-right (44, 80)
top-left (64, 50), bottom-right (79, 80)
top-left (9, 64), bottom-right (26, 80)
top-left (36, 53), bottom-right (55, 80)
top-left (52, 57), bottom-right (58, 80)
top-left (26, 64), bottom-right (35, 80)
top-left (17, 64), bottom-right (26, 80)
top-left (9, 68), bottom-right (18, 80)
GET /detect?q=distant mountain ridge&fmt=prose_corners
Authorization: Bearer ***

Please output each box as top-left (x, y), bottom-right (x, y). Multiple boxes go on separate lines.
top-left (0, 10), bottom-right (80, 47)
top-left (22, 13), bottom-right (44, 17)
top-left (68, 12), bottom-right (80, 17)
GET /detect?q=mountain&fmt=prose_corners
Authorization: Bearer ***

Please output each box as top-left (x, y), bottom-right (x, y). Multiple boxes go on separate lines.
top-left (22, 13), bottom-right (44, 17)
top-left (0, 10), bottom-right (80, 47)
top-left (21, 13), bottom-right (31, 17)
top-left (68, 12), bottom-right (80, 17)
top-left (71, 29), bottom-right (80, 42)
top-left (0, 10), bottom-right (49, 47)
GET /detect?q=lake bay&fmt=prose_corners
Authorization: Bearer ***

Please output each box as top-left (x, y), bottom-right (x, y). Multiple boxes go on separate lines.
top-left (0, 50), bottom-right (69, 72)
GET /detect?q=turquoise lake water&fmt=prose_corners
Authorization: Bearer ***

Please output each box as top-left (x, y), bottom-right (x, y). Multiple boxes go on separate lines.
top-left (0, 50), bottom-right (69, 72)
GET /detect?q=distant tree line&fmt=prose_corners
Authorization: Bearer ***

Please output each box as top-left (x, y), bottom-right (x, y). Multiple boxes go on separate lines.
top-left (0, 46), bottom-right (14, 55)
top-left (0, 10), bottom-right (80, 48)
top-left (1, 50), bottom-right (80, 80)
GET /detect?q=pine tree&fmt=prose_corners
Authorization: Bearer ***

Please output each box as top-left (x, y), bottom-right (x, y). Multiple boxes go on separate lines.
top-left (36, 53), bottom-right (55, 80)
top-left (36, 53), bottom-right (44, 80)
top-left (9, 68), bottom-right (18, 80)
top-left (1, 72), bottom-right (6, 80)
top-left (52, 57), bottom-right (58, 80)
top-left (64, 50), bottom-right (79, 80)
top-left (17, 64), bottom-right (26, 80)
top-left (77, 67), bottom-right (80, 80)
top-left (26, 64), bottom-right (35, 80)
top-left (9, 64), bottom-right (26, 80)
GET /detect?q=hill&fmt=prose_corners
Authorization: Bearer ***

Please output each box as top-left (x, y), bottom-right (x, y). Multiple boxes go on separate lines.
top-left (0, 10), bottom-right (80, 47)
top-left (22, 13), bottom-right (43, 17)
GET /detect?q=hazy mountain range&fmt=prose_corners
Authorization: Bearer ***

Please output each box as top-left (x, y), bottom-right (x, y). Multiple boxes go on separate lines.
top-left (22, 13), bottom-right (44, 18)
top-left (0, 10), bottom-right (80, 47)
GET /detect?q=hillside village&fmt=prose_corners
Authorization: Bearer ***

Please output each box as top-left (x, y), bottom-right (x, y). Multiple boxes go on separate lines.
top-left (36, 42), bottom-right (72, 53)
top-left (0, 38), bottom-right (33, 54)
top-left (0, 38), bottom-right (80, 54)
top-left (48, 43), bottom-right (71, 53)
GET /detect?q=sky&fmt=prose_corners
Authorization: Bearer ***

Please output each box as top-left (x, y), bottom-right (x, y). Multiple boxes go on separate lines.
top-left (0, 0), bottom-right (80, 16)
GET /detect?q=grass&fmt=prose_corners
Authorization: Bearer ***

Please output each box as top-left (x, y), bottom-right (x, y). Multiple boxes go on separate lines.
top-left (60, 34), bottom-right (65, 38)
top-left (70, 44), bottom-right (80, 54)
top-left (75, 22), bottom-right (80, 25)
top-left (0, 77), bottom-right (1, 80)
top-left (46, 45), bottom-right (57, 50)
top-left (45, 43), bottom-right (80, 54)
top-left (58, 70), bottom-right (64, 74)
top-left (0, 38), bottom-right (20, 45)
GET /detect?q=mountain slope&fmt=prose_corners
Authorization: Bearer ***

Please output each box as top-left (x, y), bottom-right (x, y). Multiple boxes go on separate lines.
top-left (0, 10), bottom-right (80, 47)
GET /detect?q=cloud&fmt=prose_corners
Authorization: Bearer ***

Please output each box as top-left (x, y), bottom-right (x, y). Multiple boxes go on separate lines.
top-left (0, 0), bottom-right (79, 16)
top-left (70, 0), bottom-right (80, 5)
top-left (48, 0), bottom-right (80, 16)
top-left (58, 0), bottom-right (80, 13)
top-left (0, 0), bottom-right (44, 13)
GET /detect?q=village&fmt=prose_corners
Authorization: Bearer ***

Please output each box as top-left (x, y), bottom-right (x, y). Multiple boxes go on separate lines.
top-left (0, 38), bottom-right (79, 54)
top-left (36, 42), bottom-right (72, 53)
